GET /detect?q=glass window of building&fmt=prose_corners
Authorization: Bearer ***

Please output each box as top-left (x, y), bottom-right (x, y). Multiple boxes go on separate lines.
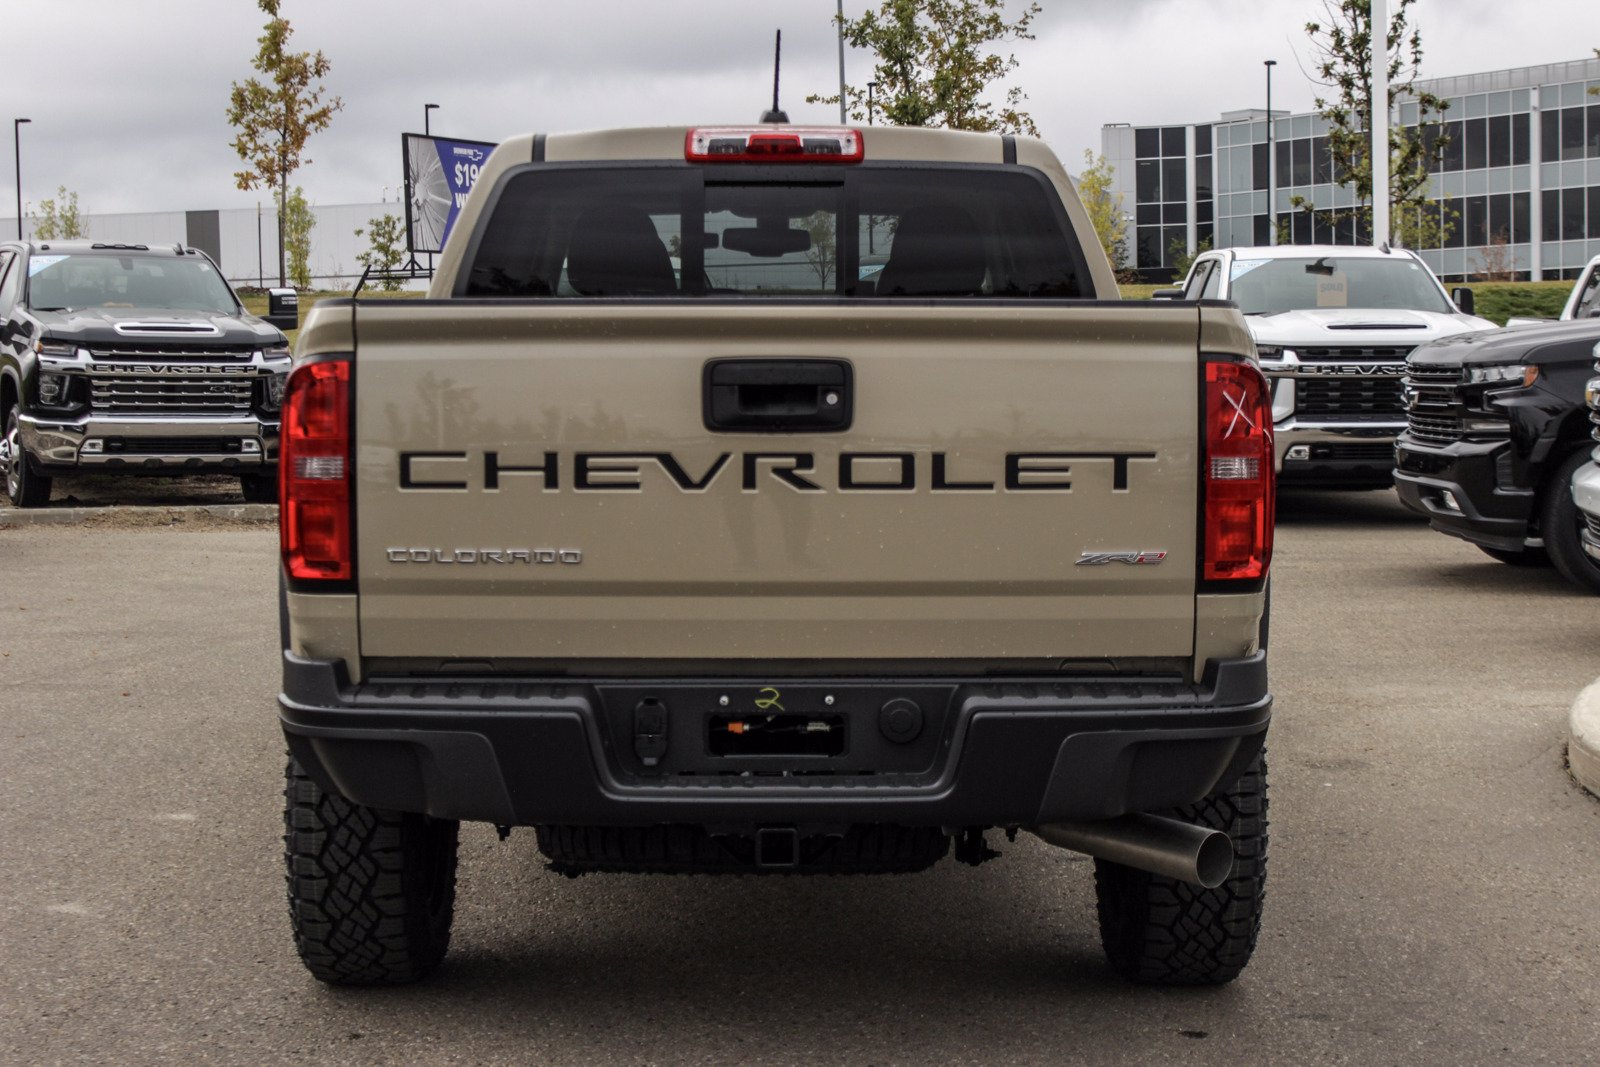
top-left (1442, 122), bottom-right (1465, 171)
top-left (1465, 118), bottom-right (1488, 169)
top-left (1488, 115), bottom-right (1511, 168)
top-left (1562, 107), bottom-right (1585, 160)
top-left (1512, 114), bottom-right (1530, 166)
top-left (1563, 188), bottom-right (1585, 240)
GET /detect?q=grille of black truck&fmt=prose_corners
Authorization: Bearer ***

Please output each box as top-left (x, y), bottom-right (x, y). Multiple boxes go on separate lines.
top-left (1404, 411), bottom-right (1465, 444)
top-left (1403, 363), bottom-right (1465, 444)
top-left (101, 437), bottom-right (248, 455)
top-left (89, 376), bottom-right (255, 414)
top-left (86, 343), bottom-right (257, 361)
top-left (1296, 378), bottom-right (1404, 421)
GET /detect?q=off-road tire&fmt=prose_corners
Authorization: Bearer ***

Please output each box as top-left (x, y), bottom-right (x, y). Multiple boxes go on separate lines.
top-left (3, 408), bottom-right (52, 508)
top-left (1541, 451), bottom-right (1600, 595)
top-left (1477, 543), bottom-right (1551, 567)
top-left (1093, 752), bottom-right (1268, 985)
top-left (283, 757), bottom-right (460, 985)
top-left (240, 472), bottom-right (277, 504)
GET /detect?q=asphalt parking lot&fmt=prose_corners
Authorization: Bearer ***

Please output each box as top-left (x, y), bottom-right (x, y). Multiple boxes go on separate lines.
top-left (1, 488), bottom-right (1597, 1065)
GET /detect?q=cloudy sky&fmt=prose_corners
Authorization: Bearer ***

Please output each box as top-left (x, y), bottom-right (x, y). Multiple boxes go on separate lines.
top-left (3, 0), bottom-right (1593, 219)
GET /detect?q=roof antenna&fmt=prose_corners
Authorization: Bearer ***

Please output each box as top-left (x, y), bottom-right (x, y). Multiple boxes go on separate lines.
top-left (760, 29), bottom-right (789, 123)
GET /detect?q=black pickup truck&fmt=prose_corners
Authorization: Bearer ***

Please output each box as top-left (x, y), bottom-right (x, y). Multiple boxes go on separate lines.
top-left (0, 240), bottom-right (296, 506)
top-left (1394, 318), bottom-right (1600, 593)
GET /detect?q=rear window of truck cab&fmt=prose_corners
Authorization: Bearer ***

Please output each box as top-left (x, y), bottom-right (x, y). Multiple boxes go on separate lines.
top-left (458, 166), bottom-right (1089, 299)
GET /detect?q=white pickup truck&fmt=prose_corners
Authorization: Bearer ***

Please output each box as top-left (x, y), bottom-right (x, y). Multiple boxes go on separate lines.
top-left (1166, 245), bottom-right (1496, 487)
top-left (1508, 254), bottom-right (1600, 327)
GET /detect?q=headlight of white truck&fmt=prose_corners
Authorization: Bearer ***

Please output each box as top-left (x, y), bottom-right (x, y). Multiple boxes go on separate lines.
top-left (1251, 347), bottom-right (1295, 421)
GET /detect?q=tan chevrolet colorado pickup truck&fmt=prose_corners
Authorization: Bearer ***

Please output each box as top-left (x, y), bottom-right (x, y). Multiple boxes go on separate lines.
top-left (277, 124), bottom-right (1275, 987)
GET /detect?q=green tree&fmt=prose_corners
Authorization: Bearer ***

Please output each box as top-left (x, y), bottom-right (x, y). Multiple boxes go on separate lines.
top-left (1293, 0), bottom-right (1451, 249)
top-left (227, 0), bottom-right (342, 287)
top-left (355, 212), bottom-right (407, 291)
top-left (1076, 151), bottom-right (1126, 271)
top-left (1168, 235), bottom-right (1211, 281)
top-left (808, 0), bottom-right (1041, 135)
top-left (32, 186), bottom-right (85, 240)
top-left (803, 212), bottom-right (837, 290)
top-left (282, 187), bottom-right (315, 289)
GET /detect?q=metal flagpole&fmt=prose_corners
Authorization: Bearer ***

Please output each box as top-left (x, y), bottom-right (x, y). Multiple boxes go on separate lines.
top-left (1371, 0), bottom-right (1390, 246)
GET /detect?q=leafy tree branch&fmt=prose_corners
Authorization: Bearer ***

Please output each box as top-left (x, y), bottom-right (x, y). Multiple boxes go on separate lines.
top-left (809, 0), bottom-right (1042, 136)
top-left (227, 0), bottom-right (342, 287)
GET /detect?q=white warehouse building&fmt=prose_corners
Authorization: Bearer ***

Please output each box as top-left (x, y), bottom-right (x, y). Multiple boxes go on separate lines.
top-left (0, 200), bottom-right (400, 290)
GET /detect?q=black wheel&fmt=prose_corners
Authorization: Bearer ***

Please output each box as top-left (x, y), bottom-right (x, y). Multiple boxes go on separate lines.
top-left (1093, 752), bottom-right (1268, 985)
top-left (1541, 451), bottom-right (1600, 595)
top-left (2, 408), bottom-right (52, 508)
top-left (240, 472), bottom-right (277, 504)
top-left (283, 757), bottom-right (460, 985)
top-left (1477, 544), bottom-right (1551, 567)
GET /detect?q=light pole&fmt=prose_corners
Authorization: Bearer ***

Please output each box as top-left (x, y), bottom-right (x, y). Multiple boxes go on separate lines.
top-left (14, 118), bottom-right (30, 240)
top-left (1264, 60), bottom-right (1277, 246)
top-left (867, 81), bottom-right (878, 126)
top-left (836, 0), bottom-right (847, 124)
top-left (1371, 0), bottom-right (1390, 246)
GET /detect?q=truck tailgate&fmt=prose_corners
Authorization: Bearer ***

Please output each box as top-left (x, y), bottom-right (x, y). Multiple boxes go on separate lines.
top-left (353, 302), bottom-right (1201, 663)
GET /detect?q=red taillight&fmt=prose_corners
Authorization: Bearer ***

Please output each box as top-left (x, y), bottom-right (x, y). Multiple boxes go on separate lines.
top-left (1202, 359), bottom-right (1274, 584)
top-left (685, 126), bottom-right (864, 164)
top-left (280, 358), bottom-right (352, 582)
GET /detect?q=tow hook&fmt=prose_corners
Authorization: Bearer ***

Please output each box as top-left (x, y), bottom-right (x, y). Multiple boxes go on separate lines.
top-left (954, 827), bottom-right (1001, 867)
top-left (633, 697), bottom-right (668, 768)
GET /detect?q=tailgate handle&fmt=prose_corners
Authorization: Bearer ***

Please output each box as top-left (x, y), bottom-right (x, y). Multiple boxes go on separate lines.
top-left (703, 359), bottom-right (853, 433)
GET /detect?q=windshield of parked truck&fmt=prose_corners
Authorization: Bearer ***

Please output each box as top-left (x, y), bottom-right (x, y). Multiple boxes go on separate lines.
top-left (1227, 255), bottom-right (1453, 315)
top-left (26, 253), bottom-right (239, 313)
top-left (461, 165), bottom-right (1089, 299)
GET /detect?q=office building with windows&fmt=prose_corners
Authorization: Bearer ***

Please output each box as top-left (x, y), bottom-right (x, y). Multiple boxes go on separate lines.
top-left (1100, 55), bottom-right (1600, 281)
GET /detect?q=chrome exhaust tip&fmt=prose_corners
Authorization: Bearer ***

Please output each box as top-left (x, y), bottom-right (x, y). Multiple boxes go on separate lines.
top-left (1031, 813), bottom-right (1234, 888)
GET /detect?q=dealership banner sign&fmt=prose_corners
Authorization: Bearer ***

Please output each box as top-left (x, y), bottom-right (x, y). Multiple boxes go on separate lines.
top-left (403, 133), bottom-right (498, 254)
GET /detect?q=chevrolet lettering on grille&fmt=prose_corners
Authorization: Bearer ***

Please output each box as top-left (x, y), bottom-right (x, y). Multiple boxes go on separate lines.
top-left (86, 364), bottom-right (257, 376)
top-left (1282, 364), bottom-right (1407, 377)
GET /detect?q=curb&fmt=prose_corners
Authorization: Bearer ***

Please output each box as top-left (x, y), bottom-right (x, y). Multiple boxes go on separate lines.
top-left (1570, 678), bottom-right (1600, 798)
top-left (0, 503), bottom-right (277, 527)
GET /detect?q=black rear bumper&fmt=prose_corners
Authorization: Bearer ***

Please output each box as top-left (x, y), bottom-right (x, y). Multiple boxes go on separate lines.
top-left (279, 653), bottom-right (1271, 828)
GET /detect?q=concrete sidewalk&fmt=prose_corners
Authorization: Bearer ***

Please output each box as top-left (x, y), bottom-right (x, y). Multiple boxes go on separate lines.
top-left (1572, 679), bottom-right (1600, 797)
top-left (0, 503), bottom-right (276, 527)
